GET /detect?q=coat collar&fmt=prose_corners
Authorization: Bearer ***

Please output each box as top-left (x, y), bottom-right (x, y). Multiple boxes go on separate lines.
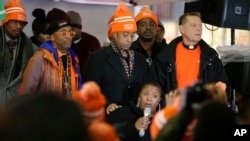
top-left (105, 46), bottom-right (138, 83)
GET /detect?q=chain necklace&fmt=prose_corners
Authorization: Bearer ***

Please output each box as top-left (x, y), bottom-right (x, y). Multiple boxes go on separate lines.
top-left (62, 52), bottom-right (71, 97)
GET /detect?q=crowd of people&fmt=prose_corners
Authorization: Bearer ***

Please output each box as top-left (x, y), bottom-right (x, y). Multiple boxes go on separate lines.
top-left (0, 0), bottom-right (249, 141)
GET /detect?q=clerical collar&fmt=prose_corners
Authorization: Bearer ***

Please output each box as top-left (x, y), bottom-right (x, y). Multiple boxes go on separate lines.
top-left (182, 42), bottom-right (198, 50)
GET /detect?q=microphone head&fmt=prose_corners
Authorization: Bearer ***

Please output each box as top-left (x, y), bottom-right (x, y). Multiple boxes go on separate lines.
top-left (143, 107), bottom-right (151, 117)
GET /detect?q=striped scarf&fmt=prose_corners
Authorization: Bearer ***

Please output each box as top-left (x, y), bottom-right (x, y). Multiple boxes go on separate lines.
top-left (110, 40), bottom-right (134, 79)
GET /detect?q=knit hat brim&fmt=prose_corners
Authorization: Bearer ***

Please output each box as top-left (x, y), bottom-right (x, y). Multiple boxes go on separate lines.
top-left (45, 19), bottom-right (71, 35)
top-left (134, 6), bottom-right (158, 27)
top-left (2, 12), bottom-right (27, 25)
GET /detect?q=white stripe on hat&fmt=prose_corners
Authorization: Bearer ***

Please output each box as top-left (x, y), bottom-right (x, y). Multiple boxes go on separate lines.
top-left (82, 107), bottom-right (104, 118)
top-left (5, 7), bottom-right (24, 14)
top-left (115, 16), bottom-right (132, 20)
top-left (155, 110), bottom-right (167, 129)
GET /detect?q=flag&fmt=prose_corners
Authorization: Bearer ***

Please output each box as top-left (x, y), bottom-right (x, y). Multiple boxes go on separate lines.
top-left (0, 0), bottom-right (6, 20)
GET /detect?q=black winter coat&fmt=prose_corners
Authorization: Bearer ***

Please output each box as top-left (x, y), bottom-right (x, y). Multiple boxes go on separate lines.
top-left (149, 36), bottom-right (229, 106)
top-left (84, 45), bottom-right (147, 107)
top-left (106, 100), bottom-right (153, 141)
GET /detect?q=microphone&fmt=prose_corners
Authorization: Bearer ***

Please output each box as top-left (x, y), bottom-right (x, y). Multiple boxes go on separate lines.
top-left (139, 107), bottom-right (151, 137)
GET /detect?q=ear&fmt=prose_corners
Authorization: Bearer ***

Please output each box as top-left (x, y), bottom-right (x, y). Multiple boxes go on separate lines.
top-left (50, 34), bottom-right (55, 41)
top-left (179, 25), bottom-right (184, 34)
top-left (113, 32), bottom-right (118, 38)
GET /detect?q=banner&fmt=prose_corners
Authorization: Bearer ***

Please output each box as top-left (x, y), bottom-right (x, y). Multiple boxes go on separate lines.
top-left (0, 0), bottom-right (6, 20)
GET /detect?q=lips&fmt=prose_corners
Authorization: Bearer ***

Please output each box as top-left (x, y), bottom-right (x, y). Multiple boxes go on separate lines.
top-left (14, 30), bottom-right (21, 35)
top-left (144, 103), bottom-right (152, 108)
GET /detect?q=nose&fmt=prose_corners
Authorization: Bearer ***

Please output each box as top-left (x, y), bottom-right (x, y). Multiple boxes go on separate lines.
top-left (146, 95), bottom-right (153, 101)
top-left (127, 34), bottom-right (133, 42)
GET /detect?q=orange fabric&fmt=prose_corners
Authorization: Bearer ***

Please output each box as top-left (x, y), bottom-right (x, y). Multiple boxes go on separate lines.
top-left (18, 49), bottom-right (80, 96)
top-left (88, 121), bottom-right (120, 141)
top-left (72, 81), bottom-right (106, 124)
top-left (176, 42), bottom-right (201, 89)
top-left (111, 2), bottom-right (137, 34)
top-left (108, 15), bottom-right (114, 39)
top-left (182, 119), bottom-right (197, 141)
top-left (134, 6), bottom-right (158, 26)
top-left (150, 107), bottom-right (178, 140)
top-left (2, 0), bottom-right (27, 25)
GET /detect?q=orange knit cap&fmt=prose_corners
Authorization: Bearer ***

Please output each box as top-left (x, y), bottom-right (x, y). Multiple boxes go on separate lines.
top-left (72, 81), bottom-right (106, 123)
top-left (150, 107), bottom-right (178, 140)
top-left (134, 6), bottom-right (158, 26)
top-left (2, 0), bottom-right (27, 25)
top-left (111, 2), bottom-right (137, 34)
top-left (107, 15), bottom-right (114, 39)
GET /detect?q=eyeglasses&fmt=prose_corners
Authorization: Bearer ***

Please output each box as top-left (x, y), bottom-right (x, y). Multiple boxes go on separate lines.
top-left (54, 30), bottom-right (76, 37)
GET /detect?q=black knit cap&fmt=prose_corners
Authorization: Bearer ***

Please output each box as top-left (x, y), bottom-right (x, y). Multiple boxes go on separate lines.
top-left (45, 8), bottom-right (71, 35)
top-left (45, 19), bottom-right (71, 35)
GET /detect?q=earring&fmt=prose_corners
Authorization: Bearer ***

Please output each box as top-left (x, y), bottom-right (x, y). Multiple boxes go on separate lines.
top-left (136, 98), bottom-right (140, 108)
top-left (157, 103), bottom-right (161, 111)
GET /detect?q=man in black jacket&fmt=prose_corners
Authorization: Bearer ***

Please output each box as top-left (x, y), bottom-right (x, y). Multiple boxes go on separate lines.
top-left (149, 12), bottom-right (228, 106)
top-left (131, 6), bottom-right (164, 70)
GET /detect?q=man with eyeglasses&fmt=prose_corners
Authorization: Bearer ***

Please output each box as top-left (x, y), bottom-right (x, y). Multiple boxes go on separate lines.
top-left (0, 0), bottom-right (36, 108)
top-left (19, 8), bottom-right (82, 97)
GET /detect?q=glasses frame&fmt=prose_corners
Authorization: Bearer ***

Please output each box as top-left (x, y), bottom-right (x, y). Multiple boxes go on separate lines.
top-left (54, 30), bottom-right (76, 38)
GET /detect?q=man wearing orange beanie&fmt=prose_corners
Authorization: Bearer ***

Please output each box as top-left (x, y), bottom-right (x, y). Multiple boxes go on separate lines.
top-left (0, 0), bottom-right (36, 108)
top-left (72, 81), bottom-right (120, 141)
top-left (131, 6), bottom-right (164, 70)
top-left (84, 2), bottom-right (147, 115)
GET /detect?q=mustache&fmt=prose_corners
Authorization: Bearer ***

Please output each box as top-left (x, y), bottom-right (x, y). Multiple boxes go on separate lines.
top-left (143, 30), bottom-right (153, 34)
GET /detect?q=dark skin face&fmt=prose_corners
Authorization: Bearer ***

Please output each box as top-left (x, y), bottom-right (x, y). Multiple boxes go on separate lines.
top-left (113, 32), bottom-right (135, 50)
top-left (50, 26), bottom-right (75, 54)
top-left (3, 20), bottom-right (26, 39)
top-left (156, 26), bottom-right (165, 43)
top-left (136, 18), bottom-right (157, 42)
top-left (71, 26), bottom-right (82, 41)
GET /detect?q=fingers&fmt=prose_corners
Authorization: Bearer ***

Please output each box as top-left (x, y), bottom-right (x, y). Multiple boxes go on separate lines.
top-left (141, 117), bottom-right (150, 129)
top-left (135, 117), bottom-right (150, 130)
top-left (106, 103), bottom-right (122, 114)
top-left (165, 89), bottom-right (182, 107)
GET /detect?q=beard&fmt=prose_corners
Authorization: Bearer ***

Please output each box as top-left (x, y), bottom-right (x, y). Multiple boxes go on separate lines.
top-left (140, 36), bottom-right (155, 42)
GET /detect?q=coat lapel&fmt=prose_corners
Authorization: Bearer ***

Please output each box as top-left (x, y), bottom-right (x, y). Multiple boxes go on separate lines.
top-left (106, 46), bottom-right (128, 80)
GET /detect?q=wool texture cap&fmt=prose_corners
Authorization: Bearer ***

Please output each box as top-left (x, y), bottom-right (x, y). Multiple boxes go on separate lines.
top-left (158, 19), bottom-right (165, 32)
top-left (47, 8), bottom-right (70, 24)
top-left (107, 15), bottom-right (114, 39)
top-left (45, 8), bottom-right (71, 35)
top-left (111, 2), bottom-right (137, 34)
top-left (134, 6), bottom-right (158, 27)
top-left (72, 81), bottom-right (106, 123)
top-left (45, 19), bottom-right (70, 35)
top-left (150, 107), bottom-right (178, 140)
top-left (67, 10), bottom-right (82, 29)
top-left (2, 0), bottom-right (27, 25)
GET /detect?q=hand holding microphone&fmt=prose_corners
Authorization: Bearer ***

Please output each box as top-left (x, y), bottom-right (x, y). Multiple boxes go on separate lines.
top-left (138, 107), bottom-right (151, 137)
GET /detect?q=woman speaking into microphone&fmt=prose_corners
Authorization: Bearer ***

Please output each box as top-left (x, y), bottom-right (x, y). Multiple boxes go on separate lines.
top-left (106, 81), bottom-right (162, 141)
